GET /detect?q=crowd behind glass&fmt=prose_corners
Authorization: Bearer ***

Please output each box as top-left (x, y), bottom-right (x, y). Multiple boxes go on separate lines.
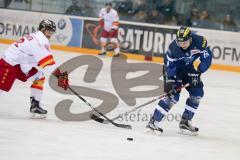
top-left (1, 0), bottom-right (239, 32)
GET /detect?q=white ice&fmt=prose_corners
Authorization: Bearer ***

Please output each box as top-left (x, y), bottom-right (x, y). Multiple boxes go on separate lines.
top-left (0, 43), bottom-right (240, 160)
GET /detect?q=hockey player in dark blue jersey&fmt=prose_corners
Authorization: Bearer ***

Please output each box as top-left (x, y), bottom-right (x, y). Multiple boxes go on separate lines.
top-left (146, 26), bottom-right (212, 136)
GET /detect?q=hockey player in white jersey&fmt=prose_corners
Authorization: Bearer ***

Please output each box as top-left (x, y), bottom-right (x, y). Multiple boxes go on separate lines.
top-left (98, 1), bottom-right (120, 57)
top-left (0, 19), bottom-right (69, 118)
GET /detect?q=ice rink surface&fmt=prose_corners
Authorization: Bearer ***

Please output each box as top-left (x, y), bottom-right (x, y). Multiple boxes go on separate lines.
top-left (0, 43), bottom-right (240, 160)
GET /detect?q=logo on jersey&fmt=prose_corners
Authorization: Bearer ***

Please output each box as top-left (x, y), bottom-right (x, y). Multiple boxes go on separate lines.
top-left (184, 57), bottom-right (194, 65)
top-left (192, 77), bottom-right (199, 86)
top-left (202, 50), bottom-right (210, 58)
top-left (188, 73), bottom-right (199, 86)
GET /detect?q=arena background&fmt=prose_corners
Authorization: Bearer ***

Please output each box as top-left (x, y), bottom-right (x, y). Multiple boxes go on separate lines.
top-left (0, 0), bottom-right (239, 72)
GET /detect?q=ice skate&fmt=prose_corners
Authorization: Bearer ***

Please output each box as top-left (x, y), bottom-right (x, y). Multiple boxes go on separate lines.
top-left (113, 53), bottom-right (120, 57)
top-left (178, 119), bottom-right (199, 136)
top-left (98, 51), bottom-right (107, 56)
top-left (30, 97), bottom-right (47, 119)
top-left (145, 117), bottom-right (163, 136)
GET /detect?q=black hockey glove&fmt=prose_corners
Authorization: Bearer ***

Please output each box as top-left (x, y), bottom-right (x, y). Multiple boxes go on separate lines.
top-left (165, 77), bottom-right (181, 95)
top-left (162, 65), bottom-right (182, 96)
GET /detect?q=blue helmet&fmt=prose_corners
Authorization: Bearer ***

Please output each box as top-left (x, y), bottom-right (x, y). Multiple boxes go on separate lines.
top-left (177, 26), bottom-right (191, 42)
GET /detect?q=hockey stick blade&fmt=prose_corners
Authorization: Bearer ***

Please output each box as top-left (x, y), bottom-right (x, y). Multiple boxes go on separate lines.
top-left (90, 114), bottom-right (105, 123)
top-left (68, 86), bottom-right (132, 130)
top-left (89, 113), bottom-right (112, 124)
top-left (90, 114), bottom-right (132, 130)
top-left (89, 83), bottom-right (190, 124)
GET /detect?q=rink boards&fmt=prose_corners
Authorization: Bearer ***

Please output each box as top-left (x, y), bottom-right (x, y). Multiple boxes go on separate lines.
top-left (0, 8), bottom-right (239, 72)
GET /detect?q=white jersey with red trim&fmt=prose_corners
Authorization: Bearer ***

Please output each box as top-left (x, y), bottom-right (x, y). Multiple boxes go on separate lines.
top-left (3, 31), bottom-right (56, 74)
top-left (99, 8), bottom-right (119, 32)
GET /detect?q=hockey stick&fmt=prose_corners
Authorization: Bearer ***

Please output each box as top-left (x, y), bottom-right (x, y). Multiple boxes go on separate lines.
top-left (95, 26), bottom-right (131, 53)
top-left (91, 83), bottom-right (190, 124)
top-left (105, 41), bottom-right (132, 52)
top-left (68, 86), bottom-right (132, 130)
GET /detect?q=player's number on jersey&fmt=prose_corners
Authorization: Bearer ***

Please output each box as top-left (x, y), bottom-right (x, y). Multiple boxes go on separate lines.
top-left (203, 50), bottom-right (210, 58)
top-left (14, 35), bottom-right (33, 47)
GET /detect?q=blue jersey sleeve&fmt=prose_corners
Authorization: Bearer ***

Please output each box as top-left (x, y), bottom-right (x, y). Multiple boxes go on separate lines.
top-left (165, 49), bottom-right (177, 78)
top-left (197, 38), bottom-right (212, 73)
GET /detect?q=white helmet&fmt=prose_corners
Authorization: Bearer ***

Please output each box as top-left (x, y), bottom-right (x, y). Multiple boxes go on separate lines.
top-left (105, 1), bottom-right (112, 6)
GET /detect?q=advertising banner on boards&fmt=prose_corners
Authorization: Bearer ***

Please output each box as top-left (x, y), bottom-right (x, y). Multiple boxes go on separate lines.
top-left (82, 19), bottom-right (240, 66)
top-left (82, 19), bottom-right (177, 57)
top-left (0, 9), bottom-right (239, 67)
top-left (0, 9), bottom-right (83, 47)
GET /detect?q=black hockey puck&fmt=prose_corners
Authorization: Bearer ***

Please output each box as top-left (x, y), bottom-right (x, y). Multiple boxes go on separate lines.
top-left (127, 137), bottom-right (133, 141)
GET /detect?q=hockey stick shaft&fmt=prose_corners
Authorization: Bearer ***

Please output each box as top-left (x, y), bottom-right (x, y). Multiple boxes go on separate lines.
top-left (101, 83), bottom-right (190, 123)
top-left (105, 41), bottom-right (131, 52)
top-left (68, 86), bottom-right (132, 129)
top-left (110, 95), bottom-right (164, 122)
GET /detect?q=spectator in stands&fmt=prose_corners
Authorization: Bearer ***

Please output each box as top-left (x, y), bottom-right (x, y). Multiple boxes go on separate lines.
top-left (14, 0), bottom-right (30, 2)
top-left (175, 0), bottom-right (194, 18)
top-left (131, 0), bottom-right (148, 14)
top-left (176, 15), bottom-right (187, 26)
top-left (4, 0), bottom-right (31, 10)
top-left (157, 0), bottom-right (177, 24)
top-left (114, 0), bottom-right (134, 20)
top-left (1, 0), bottom-right (12, 8)
top-left (222, 14), bottom-right (238, 32)
top-left (185, 7), bottom-right (200, 27)
top-left (133, 10), bottom-right (147, 23)
top-left (146, 9), bottom-right (164, 24)
top-left (115, 0), bottom-right (133, 13)
top-left (146, 0), bottom-right (156, 13)
top-left (81, 1), bottom-right (95, 17)
top-left (199, 10), bottom-right (211, 21)
top-left (198, 10), bottom-right (221, 29)
top-left (66, 0), bottom-right (82, 16)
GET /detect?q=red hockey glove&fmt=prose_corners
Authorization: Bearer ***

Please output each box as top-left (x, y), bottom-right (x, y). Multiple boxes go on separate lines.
top-left (58, 71), bottom-right (69, 90)
top-left (53, 69), bottom-right (69, 90)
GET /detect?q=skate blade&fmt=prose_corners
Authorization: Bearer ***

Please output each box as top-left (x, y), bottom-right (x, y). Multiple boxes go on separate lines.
top-left (178, 129), bottom-right (198, 136)
top-left (144, 128), bottom-right (162, 136)
top-left (30, 113), bottom-right (47, 119)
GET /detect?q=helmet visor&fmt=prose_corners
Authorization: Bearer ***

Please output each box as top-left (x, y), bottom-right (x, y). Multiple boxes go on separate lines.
top-left (176, 39), bottom-right (191, 49)
top-left (45, 26), bottom-right (56, 32)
